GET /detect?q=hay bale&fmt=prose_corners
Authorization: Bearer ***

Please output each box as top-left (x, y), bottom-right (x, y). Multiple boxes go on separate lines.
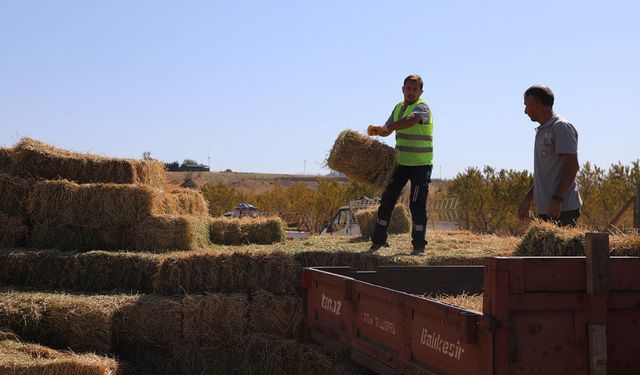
top-left (209, 216), bottom-right (286, 245)
top-left (209, 218), bottom-right (245, 245)
top-left (158, 187), bottom-right (209, 217)
top-left (355, 204), bottom-right (411, 238)
top-left (244, 216), bottom-right (286, 244)
top-left (0, 214), bottom-right (27, 248)
top-left (0, 291), bottom-right (135, 353)
top-left (114, 293), bottom-right (247, 374)
top-left (10, 137), bottom-right (166, 186)
top-left (0, 249), bottom-right (158, 293)
top-left (154, 250), bottom-right (298, 296)
top-left (242, 334), bottom-right (334, 375)
top-left (0, 335), bottom-right (119, 375)
top-left (170, 293), bottom-right (247, 374)
top-left (248, 290), bottom-right (303, 338)
top-left (135, 215), bottom-right (210, 251)
top-left (27, 180), bottom-right (207, 229)
top-left (326, 130), bottom-right (397, 188)
top-left (610, 233), bottom-right (640, 256)
top-left (0, 148), bottom-right (11, 173)
top-left (514, 221), bottom-right (585, 256)
top-left (0, 174), bottom-right (32, 217)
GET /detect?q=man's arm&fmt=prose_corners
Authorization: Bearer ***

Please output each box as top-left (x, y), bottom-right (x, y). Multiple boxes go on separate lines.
top-left (546, 153), bottom-right (580, 218)
top-left (518, 185), bottom-right (534, 220)
top-left (376, 113), bottom-right (421, 137)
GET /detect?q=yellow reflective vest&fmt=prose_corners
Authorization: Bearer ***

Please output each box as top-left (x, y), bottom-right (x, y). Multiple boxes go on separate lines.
top-left (393, 98), bottom-right (433, 166)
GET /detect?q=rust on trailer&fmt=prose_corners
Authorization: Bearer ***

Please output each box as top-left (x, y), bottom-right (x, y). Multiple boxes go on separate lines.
top-left (303, 252), bottom-right (640, 374)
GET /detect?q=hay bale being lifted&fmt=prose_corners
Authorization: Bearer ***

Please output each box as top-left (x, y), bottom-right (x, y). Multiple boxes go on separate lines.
top-left (9, 137), bottom-right (166, 187)
top-left (326, 130), bottom-right (397, 188)
top-left (355, 204), bottom-right (411, 238)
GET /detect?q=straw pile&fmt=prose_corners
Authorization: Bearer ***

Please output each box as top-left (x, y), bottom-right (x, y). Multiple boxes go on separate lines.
top-left (326, 130), bottom-right (397, 188)
top-left (0, 332), bottom-right (119, 375)
top-left (355, 204), bottom-right (411, 238)
top-left (209, 216), bottom-right (286, 245)
top-left (7, 137), bottom-right (166, 187)
top-left (26, 180), bottom-right (210, 251)
top-left (514, 220), bottom-right (640, 256)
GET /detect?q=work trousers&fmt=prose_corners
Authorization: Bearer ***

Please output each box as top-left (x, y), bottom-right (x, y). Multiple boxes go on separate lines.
top-left (538, 208), bottom-right (581, 227)
top-left (371, 165), bottom-right (432, 249)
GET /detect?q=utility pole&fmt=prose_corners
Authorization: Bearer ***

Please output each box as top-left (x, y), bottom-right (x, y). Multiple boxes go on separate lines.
top-left (304, 160), bottom-right (306, 175)
top-left (208, 155), bottom-right (211, 171)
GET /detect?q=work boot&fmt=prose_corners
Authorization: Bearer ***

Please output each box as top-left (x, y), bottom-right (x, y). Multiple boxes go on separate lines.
top-left (410, 246), bottom-right (426, 256)
top-left (368, 242), bottom-right (389, 253)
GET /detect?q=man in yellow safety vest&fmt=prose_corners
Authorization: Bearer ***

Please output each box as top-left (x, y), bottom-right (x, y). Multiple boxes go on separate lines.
top-left (367, 74), bottom-right (433, 255)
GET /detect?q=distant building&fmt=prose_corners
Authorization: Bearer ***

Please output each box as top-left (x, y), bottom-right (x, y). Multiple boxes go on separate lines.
top-left (181, 162), bottom-right (210, 172)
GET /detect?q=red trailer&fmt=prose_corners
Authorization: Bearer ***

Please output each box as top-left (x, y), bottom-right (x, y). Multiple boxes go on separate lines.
top-left (300, 233), bottom-right (640, 374)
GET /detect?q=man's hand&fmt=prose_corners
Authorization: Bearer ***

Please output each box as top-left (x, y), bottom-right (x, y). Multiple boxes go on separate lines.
top-left (367, 125), bottom-right (385, 136)
top-left (518, 198), bottom-right (532, 221)
top-left (547, 199), bottom-right (562, 219)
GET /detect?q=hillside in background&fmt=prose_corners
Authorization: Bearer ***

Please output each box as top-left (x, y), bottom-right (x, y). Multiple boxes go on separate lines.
top-left (167, 171), bottom-right (446, 193)
top-left (167, 171), bottom-right (347, 192)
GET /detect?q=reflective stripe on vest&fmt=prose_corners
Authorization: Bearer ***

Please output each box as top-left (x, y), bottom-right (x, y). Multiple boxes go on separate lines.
top-left (393, 98), bottom-right (433, 166)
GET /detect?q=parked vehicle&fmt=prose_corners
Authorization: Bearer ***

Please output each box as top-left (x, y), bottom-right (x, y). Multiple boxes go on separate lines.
top-left (301, 234), bottom-right (640, 374)
top-left (222, 203), bottom-right (260, 218)
top-left (320, 197), bottom-right (380, 236)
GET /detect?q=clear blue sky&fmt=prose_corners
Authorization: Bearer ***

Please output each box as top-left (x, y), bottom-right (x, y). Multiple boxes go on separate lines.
top-left (1, 0), bottom-right (638, 179)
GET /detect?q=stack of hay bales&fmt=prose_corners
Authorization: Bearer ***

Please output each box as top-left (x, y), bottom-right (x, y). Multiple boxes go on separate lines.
top-left (326, 130), bottom-right (397, 188)
top-left (0, 289), bottom-right (327, 374)
top-left (0, 138), bottom-right (393, 373)
top-left (7, 137), bottom-right (165, 187)
top-left (514, 220), bottom-right (640, 256)
top-left (0, 137), bottom-right (210, 251)
top-left (355, 204), bottom-right (411, 238)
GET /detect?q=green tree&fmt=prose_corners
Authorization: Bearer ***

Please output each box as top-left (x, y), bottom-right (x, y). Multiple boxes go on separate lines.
top-left (447, 166), bottom-right (532, 234)
top-left (201, 183), bottom-right (238, 216)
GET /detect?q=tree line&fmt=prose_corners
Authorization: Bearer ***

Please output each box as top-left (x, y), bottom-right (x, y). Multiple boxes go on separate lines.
top-left (197, 160), bottom-right (640, 235)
